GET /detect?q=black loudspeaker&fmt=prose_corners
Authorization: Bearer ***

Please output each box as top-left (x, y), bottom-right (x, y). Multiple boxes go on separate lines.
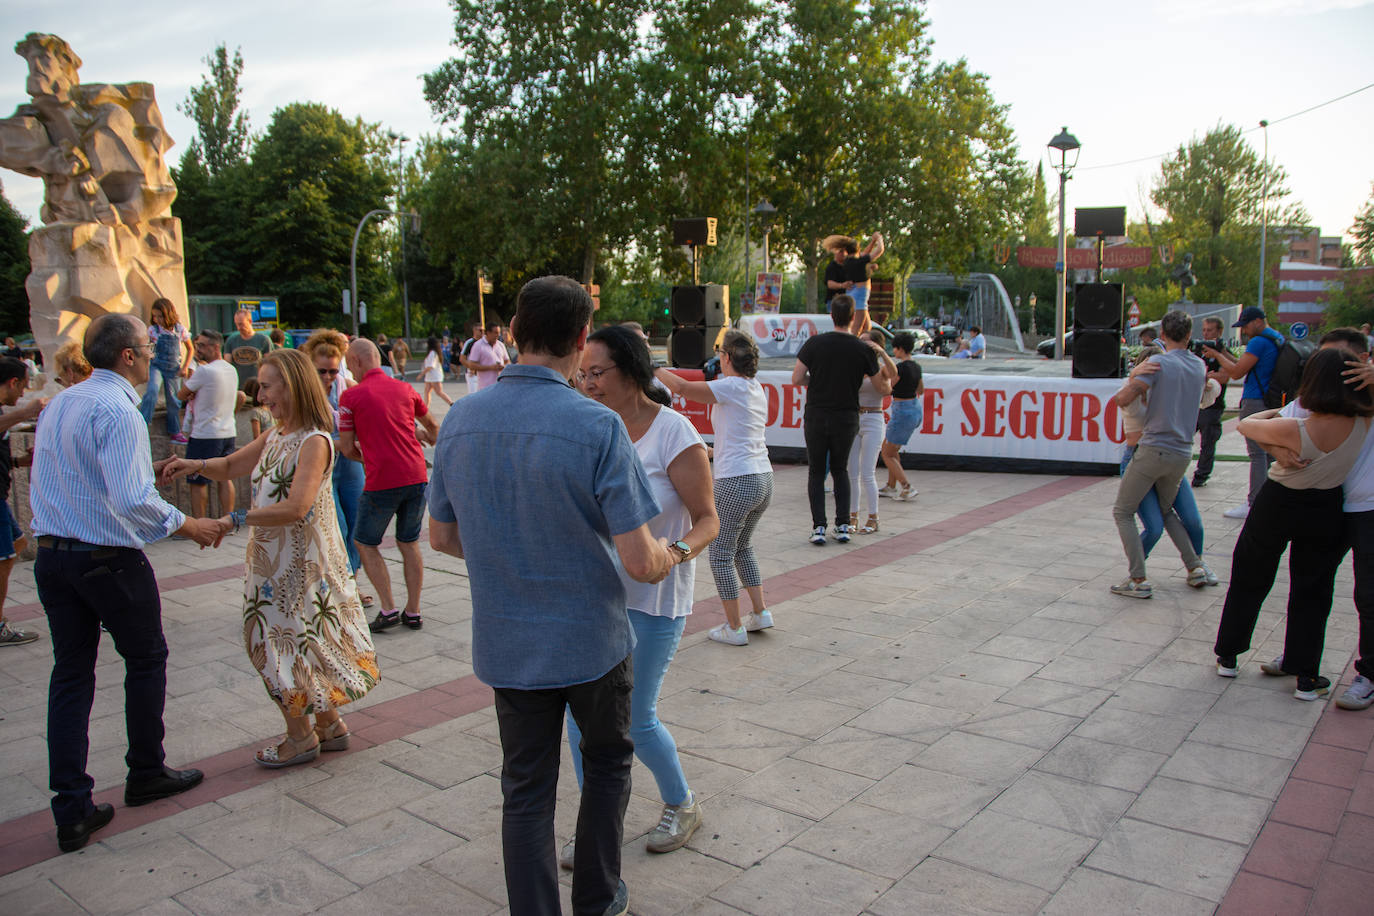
top-left (672, 217), bottom-right (718, 247)
top-left (668, 284), bottom-right (728, 368)
top-left (1074, 206), bottom-right (1126, 238)
top-left (1072, 330), bottom-right (1124, 378)
top-left (1073, 282), bottom-right (1124, 378)
top-left (1074, 282), bottom-right (1123, 332)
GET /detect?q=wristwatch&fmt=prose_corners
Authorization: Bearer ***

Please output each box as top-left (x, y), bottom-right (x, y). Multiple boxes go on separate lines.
top-left (669, 540), bottom-right (692, 560)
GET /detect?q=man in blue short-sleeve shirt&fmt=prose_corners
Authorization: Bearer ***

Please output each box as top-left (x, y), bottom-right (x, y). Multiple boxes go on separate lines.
top-left (1204, 305), bottom-right (1284, 518)
top-left (428, 275), bottom-right (673, 916)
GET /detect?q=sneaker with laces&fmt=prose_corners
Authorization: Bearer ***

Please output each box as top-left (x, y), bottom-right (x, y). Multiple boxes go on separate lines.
top-left (1295, 675), bottom-right (1331, 701)
top-left (1217, 655), bottom-right (1238, 677)
top-left (1223, 504), bottom-right (1249, 519)
top-left (1260, 654), bottom-right (1288, 676)
top-left (742, 610), bottom-right (773, 632)
top-left (559, 835), bottom-right (575, 871)
top-left (1336, 674), bottom-right (1374, 710)
top-left (0, 621), bottom-right (39, 646)
top-left (708, 623), bottom-right (747, 646)
top-left (645, 790), bottom-right (701, 853)
top-left (1110, 578), bottom-right (1152, 599)
top-left (809, 525), bottom-right (826, 545)
top-left (169, 433), bottom-right (189, 444)
top-left (1186, 563), bottom-right (1220, 588)
top-left (834, 523), bottom-right (852, 544)
top-left (604, 879), bottom-right (629, 916)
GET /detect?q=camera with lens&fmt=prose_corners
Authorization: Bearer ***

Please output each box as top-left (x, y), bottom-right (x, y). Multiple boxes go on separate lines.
top-left (1190, 339), bottom-right (1222, 369)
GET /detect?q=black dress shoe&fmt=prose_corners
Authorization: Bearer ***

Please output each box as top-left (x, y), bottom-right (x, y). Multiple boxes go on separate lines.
top-left (57, 803), bottom-right (114, 852)
top-left (124, 766), bottom-right (204, 807)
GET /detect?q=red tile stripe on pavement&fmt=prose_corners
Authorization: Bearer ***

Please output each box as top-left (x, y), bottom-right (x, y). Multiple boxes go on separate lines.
top-left (1217, 670), bottom-right (1374, 916)
top-left (0, 473), bottom-right (1100, 875)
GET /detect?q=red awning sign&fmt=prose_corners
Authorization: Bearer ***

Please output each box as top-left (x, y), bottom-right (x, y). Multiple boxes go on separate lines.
top-left (1017, 247), bottom-right (1153, 270)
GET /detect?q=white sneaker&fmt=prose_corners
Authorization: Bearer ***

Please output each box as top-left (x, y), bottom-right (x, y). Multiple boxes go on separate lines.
top-left (809, 525), bottom-right (826, 546)
top-left (559, 836), bottom-right (575, 870)
top-left (645, 790), bottom-right (701, 853)
top-left (1186, 563), bottom-right (1218, 588)
top-left (834, 523), bottom-right (852, 544)
top-left (1223, 504), bottom-right (1249, 519)
top-left (708, 623), bottom-right (748, 646)
top-left (742, 610), bottom-right (773, 632)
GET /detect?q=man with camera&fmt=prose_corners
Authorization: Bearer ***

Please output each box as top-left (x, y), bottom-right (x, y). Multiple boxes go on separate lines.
top-left (1191, 317), bottom-right (1229, 488)
top-left (1203, 306), bottom-right (1284, 519)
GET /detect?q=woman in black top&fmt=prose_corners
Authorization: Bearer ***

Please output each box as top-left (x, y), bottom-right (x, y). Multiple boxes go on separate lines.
top-left (880, 333), bottom-right (924, 501)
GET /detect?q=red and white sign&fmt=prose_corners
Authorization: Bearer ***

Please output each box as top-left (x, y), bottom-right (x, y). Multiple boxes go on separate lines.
top-left (668, 370), bottom-right (1125, 464)
top-left (1017, 247), bottom-right (1153, 270)
top-left (1127, 301), bottom-right (1141, 328)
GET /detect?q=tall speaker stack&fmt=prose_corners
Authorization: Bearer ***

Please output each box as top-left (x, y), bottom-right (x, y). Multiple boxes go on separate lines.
top-left (1072, 282), bottom-right (1124, 379)
top-left (668, 284), bottom-right (728, 369)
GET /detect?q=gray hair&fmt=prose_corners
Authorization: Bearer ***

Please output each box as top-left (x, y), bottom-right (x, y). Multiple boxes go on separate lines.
top-left (1160, 309), bottom-right (1193, 344)
top-left (84, 314), bottom-right (144, 370)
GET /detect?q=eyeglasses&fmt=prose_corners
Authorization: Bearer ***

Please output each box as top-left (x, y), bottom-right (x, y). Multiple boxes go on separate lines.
top-left (317, 368), bottom-right (340, 377)
top-left (126, 343), bottom-right (154, 356)
top-left (578, 365), bottom-right (617, 384)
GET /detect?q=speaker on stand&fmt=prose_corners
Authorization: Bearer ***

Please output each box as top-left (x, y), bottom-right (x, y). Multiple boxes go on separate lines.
top-left (1072, 282), bottom-right (1124, 379)
top-left (668, 284), bottom-right (728, 369)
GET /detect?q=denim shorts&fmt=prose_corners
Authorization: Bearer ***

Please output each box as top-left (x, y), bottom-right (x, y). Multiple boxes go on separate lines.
top-left (850, 285), bottom-right (869, 311)
top-left (0, 498), bottom-right (22, 560)
top-left (354, 482), bottom-right (427, 545)
top-left (885, 398), bottom-right (923, 446)
top-left (185, 436), bottom-right (236, 485)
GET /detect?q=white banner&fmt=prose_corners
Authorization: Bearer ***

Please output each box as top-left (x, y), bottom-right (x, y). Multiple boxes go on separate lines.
top-left (669, 370), bottom-right (1126, 465)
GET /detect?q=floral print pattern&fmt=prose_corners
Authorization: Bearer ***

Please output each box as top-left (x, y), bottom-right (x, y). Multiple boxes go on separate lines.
top-left (244, 427), bottom-right (378, 715)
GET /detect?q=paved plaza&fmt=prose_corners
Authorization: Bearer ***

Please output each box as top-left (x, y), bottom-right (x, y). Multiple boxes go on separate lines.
top-left (1, 398), bottom-right (1371, 915)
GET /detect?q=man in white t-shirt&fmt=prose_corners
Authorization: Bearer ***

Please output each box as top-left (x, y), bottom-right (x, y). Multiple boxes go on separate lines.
top-left (468, 321), bottom-right (510, 390)
top-left (177, 330), bottom-right (241, 519)
top-left (967, 326), bottom-right (987, 359)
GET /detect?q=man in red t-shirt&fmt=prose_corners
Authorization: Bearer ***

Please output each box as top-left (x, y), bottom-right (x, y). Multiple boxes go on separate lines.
top-left (339, 339), bottom-right (440, 632)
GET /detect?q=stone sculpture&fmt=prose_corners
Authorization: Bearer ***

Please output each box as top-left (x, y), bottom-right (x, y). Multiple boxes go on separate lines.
top-left (0, 33), bottom-right (185, 367)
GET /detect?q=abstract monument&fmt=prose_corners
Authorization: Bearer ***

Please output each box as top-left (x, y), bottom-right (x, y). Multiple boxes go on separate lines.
top-left (0, 33), bottom-right (186, 367)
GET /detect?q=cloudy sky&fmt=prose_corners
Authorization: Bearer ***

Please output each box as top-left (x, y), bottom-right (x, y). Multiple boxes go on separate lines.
top-left (2, 0), bottom-right (1371, 246)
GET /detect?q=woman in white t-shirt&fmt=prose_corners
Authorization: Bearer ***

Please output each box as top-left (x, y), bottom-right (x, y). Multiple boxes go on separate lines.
top-left (562, 326), bottom-right (719, 861)
top-left (421, 337), bottom-right (453, 408)
top-left (656, 329), bottom-right (775, 646)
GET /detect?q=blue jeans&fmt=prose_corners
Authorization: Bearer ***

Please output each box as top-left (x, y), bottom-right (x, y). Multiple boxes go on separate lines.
top-left (332, 454), bottom-right (364, 572)
top-left (139, 363), bottom-right (182, 436)
top-left (1121, 446), bottom-right (1204, 557)
top-left (567, 610), bottom-right (689, 806)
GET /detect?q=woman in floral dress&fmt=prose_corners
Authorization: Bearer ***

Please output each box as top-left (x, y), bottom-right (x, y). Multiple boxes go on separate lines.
top-left (163, 349), bottom-right (378, 767)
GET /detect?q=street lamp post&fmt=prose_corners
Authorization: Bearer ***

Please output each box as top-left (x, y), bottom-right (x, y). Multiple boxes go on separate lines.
top-left (754, 199), bottom-right (777, 274)
top-left (1257, 119), bottom-right (1269, 312)
top-left (1048, 127), bottom-right (1081, 361)
top-left (351, 208), bottom-right (420, 338)
top-left (389, 131), bottom-right (413, 341)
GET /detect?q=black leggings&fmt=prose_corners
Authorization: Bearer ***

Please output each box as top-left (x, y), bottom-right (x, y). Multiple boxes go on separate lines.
top-left (804, 409), bottom-right (860, 528)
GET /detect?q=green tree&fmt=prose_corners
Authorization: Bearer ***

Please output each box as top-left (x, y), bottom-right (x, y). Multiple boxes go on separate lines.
top-left (0, 180), bottom-right (29, 335)
top-left (172, 45), bottom-right (255, 297)
top-left (244, 103), bottom-right (393, 326)
top-left (424, 0), bottom-right (652, 283)
top-left (1150, 123), bottom-right (1308, 309)
top-left (178, 44), bottom-right (251, 176)
top-left (1352, 183), bottom-right (1374, 267)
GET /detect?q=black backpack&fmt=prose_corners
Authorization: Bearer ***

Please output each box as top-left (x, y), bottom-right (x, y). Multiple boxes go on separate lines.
top-left (1262, 334), bottom-right (1316, 409)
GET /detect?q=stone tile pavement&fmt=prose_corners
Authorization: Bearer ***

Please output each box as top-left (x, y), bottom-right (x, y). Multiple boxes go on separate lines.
top-left (0, 413), bottom-right (1371, 914)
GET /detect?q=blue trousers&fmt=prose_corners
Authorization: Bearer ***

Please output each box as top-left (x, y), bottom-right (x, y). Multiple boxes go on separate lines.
top-left (138, 363), bottom-right (182, 436)
top-left (331, 453), bottom-right (364, 573)
top-left (567, 610), bottom-right (689, 806)
top-left (1121, 446), bottom-right (1205, 557)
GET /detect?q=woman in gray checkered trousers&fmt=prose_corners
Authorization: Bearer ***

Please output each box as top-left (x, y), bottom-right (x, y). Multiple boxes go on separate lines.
top-left (656, 329), bottom-right (775, 647)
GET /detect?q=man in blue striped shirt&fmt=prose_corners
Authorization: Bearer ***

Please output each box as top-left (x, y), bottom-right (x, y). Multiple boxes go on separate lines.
top-left (31, 313), bottom-right (229, 853)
